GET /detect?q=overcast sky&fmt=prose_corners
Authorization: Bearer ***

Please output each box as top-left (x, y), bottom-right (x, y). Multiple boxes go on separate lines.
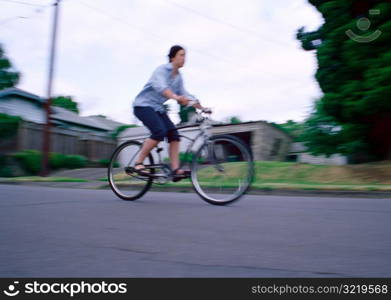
top-left (1, 0), bottom-right (324, 125)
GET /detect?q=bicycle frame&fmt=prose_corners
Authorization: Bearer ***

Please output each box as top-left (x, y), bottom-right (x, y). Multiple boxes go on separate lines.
top-left (108, 111), bottom-right (254, 204)
top-left (155, 113), bottom-right (213, 171)
top-left (124, 113), bottom-right (213, 182)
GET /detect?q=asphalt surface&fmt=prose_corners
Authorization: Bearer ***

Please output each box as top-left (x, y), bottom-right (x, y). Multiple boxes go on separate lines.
top-left (0, 184), bottom-right (390, 277)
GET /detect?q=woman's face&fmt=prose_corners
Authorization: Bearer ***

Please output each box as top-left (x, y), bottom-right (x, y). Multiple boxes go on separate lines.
top-left (171, 49), bottom-right (186, 68)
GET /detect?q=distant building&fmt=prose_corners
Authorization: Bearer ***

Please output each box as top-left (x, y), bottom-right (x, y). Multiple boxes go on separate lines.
top-left (0, 88), bottom-right (46, 124)
top-left (0, 88), bottom-right (125, 160)
top-left (119, 120), bottom-right (294, 162)
top-left (287, 142), bottom-right (347, 165)
top-left (0, 88), bottom-right (124, 135)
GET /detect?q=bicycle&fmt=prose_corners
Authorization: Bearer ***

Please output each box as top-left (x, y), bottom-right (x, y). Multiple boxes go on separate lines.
top-left (107, 105), bottom-right (254, 205)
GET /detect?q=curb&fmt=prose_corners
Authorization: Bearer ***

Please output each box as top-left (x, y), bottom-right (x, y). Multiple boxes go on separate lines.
top-left (150, 186), bottom-right (391, 199)
top-left (1, 181), bottom-right (390, 199)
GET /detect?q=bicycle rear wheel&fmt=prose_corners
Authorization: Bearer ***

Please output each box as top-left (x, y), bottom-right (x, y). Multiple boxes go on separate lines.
top-left (108, 140), bottom-right (154, 201)
top-left (191, 135), bottom-right (254, 205)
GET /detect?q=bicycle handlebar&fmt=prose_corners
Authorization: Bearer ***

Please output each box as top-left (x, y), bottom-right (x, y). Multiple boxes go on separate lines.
top-left (186, 100), bottom-right (212, 114)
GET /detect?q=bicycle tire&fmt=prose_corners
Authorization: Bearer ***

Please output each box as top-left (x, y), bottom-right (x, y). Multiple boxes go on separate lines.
top-left (108, 140), bottom-right (154, 201)
top-left (191, 134), bottom-right (254, 205)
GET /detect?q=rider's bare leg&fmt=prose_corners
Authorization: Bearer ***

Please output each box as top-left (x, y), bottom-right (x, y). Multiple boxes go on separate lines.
top-left (135, 138), bottom-right (159, 170)
top-left (169, 140), bottom-right (184, 174)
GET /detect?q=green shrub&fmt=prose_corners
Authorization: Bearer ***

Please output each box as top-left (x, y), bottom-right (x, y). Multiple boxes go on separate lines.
top-left (170, 152), bottom-right (204, 164)
top-left (64, 155), bottom-right (87, 169)
top-left (0, 166), bottom-right (12, 177)
top-left (98, 158), bottom-right (109, 167)
top-left (98, 159), bottom-right (119, 168)
top-left (11, 149), bottom-right (42, 175)
top-left (0, 113), bottom-right (22, 139)
top-left (0, 154), bottom-right (11, 177)
top-left (179, 152), bottom-right (193, 163)
top-left (8, 151), bottom-right (89, 173)
top-left (49, 152), bottom-right (67, 169)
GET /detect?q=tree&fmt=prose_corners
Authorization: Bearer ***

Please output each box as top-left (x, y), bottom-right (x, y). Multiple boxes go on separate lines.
top-left (223, 116), bottom-right (242, 124)
top-left (273, 120), bottom-right (305, 140)
top-left (111, 124), bottom-right (138, 139)
top-left (93, 114), bottom-right (107, 119)
top-left (0, 43), bottom-right (20, 90)
top-left (52, 96), bottom-right (79, 114)
top-left (296, 0), bottom-right (391, 162)
top-left (229, 116), bottom-right (242, 124)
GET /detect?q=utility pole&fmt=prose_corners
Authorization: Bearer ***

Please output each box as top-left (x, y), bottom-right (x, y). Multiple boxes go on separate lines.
top-left (40, 0), bottom-right (61, 176)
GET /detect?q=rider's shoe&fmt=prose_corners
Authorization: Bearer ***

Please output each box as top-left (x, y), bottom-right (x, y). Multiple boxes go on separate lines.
top-left (172, 168), bottom-right (191, 182)
top-left (133, 162), bottom-right (150, 176)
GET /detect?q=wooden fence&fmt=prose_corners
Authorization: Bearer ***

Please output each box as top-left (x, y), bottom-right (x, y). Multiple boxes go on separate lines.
top-left (0, 121), bottom-right (116, 161)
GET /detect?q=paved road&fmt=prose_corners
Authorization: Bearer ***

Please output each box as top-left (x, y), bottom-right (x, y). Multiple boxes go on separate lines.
top-left (0, 184), bottom-right (390, 277)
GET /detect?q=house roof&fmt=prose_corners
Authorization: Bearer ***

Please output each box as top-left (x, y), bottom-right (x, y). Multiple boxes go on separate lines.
top-left (51, 106), bottom-right (123, 131)
top-left (0, 88), bottom-right (126, 131)
top-left (211, 120), bottom-right (294, 139)
top-left (86, 115), bottom-right (125, 131)
top-left (0, 87), bottom-right (44, 104)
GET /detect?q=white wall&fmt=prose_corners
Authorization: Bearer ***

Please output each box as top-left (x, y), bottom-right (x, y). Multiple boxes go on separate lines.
top-left (298, 153), bottom-right (347, 165)
top-left (118, 126), bottom-right (203, 165)
top-left (0, 97), bottom-right (45, 124)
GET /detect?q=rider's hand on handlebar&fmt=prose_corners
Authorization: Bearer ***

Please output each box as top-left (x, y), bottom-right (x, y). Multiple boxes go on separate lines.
top-left (201, 107), bottom-right (212, 114)
top-left (177, 96), bottom-right (189, 106)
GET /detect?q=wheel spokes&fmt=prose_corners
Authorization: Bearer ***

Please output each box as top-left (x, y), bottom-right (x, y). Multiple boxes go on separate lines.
top-left (108, 142), bottom-right (153, 200)
top-left (191, 137), bottom-right (253, 203)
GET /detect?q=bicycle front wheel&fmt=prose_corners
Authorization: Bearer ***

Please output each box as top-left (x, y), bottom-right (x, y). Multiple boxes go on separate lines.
top-left (108, 140), bottom-right (154, 201)
top-left (191, 135), bottom-right (254, 205)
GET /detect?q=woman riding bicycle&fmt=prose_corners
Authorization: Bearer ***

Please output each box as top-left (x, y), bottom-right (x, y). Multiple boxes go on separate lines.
top-left (132, 45), bottom-right (210, 181)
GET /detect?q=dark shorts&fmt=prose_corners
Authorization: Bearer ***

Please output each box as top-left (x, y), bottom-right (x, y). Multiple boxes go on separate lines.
top-left (133, 106), bottom-right (180, 143)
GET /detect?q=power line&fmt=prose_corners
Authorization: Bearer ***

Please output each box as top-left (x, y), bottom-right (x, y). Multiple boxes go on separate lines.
top-left (0, 11), bottom-right (45, 27)
top-left (0, 2), bottom-right (52, 27)
top-left (72, 0), bottom-right (304, 83)
top-left (75, 0), bottom-right (236, 66)
top-left (1, 0), bottom-right (308, 88)
top-left (162, 0), bottom-right (293, 48)
top-left (0, 0), bottom-right (46, 7)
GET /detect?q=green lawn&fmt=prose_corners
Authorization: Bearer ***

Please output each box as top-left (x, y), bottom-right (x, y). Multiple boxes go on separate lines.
top-left (2, 161), bottom-right (390, 191)
top-left (156, 161), bottom-right (391, 191)
top-left (0, 176), bottom-right (88, 183)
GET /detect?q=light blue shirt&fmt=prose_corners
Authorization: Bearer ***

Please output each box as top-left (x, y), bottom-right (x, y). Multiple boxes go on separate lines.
top-left (132, 62), bottom-right (196, 113)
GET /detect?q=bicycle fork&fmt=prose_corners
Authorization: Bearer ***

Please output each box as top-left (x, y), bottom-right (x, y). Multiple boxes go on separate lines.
top-left (206, 141), bottom-right (225, 172)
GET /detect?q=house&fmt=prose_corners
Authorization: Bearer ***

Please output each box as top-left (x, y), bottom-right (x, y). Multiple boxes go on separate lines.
top-left (0, 88), bottom-right (46, 124)
top-left (0, 88), bottom-right (124, 134)
top-left (287, 142), bottom-right (347, 165)
top-left (118, 120), bottom-right (294, 162)
top-left (0, 88), bottom-right (125, 160)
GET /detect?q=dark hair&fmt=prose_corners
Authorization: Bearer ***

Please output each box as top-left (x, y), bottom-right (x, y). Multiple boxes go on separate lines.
top-left (168, 45), bottom-right (185, 62)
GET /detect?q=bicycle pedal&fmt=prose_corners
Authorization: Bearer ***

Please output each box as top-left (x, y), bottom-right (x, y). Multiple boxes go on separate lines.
top-left (172, 176), bottom-right (183, 182)
top-left (125, 167), bottom-right (134, 175)
top-left (171, 170), bottom-right (191, 182)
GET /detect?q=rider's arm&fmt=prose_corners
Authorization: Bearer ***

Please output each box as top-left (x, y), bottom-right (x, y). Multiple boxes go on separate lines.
top-left (161, 89), bottom-right (180, 101)
top-left (192, 101), bottom-right (204, 110)
top-left (177, 77), bottom-right (211, 112)
top-left (162, 89), bottom-right (189, 106)
top-left (149, 66), bottom-right (187, 105)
